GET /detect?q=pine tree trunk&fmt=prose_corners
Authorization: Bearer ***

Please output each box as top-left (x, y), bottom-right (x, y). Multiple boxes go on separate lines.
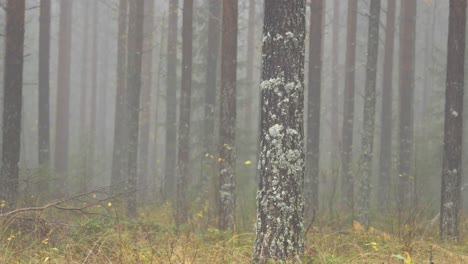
top-left (89, 0), bottom-right (99, 183)
top-left (253, 0), bottom-right (306, 262)
top-left (245, 0), bottom-right (255, 132)
top-left (440, 0), bottom-right (466, 241)
top-left (305, 0), bottom-right (323, 219)
top-left (329, 0), bottom-right (340, 172)
top-left (0, 0), bottom-right (25, 209)
top-left (218, 0), bottom-right (238, 231)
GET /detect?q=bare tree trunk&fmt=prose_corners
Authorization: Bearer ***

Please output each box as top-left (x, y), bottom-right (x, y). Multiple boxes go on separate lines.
top-left (111, 0), bottom-right (128, 193)
top-left (89, 0), bottom-right (99, 183)
top-left (305, 0), bottom-right (323, 219)
top-left (440, 0), bottom-right (466, 241)
top-left (164, 0), bottom-right (179, 200)
top-left (356, 0), bottom-right (381, 228)
top-left (245, 0), bottom-right (255, 131)
top-left (218, 0), bottom-right (238, 231)
top-left (329, 0), bottom-right (340, 177)
top-left (176, 0), bottom-right (193, 226)
top-left (0, 0), bottom-right (25, 209)
top-left (253, 0), bottom-right (306, 262)
top-left (340, 0), bottom-right (358, 216)
top-left (378, 0), bottom-right (396, 210)
top-left (55, 0), bottom-right (73, 179)
top-left (126, 0), bottom-right (145, 217)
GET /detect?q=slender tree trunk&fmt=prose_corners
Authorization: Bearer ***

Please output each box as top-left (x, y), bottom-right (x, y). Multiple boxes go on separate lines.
top-left (55, 0), bottom-right (73, 178)
top-left (111, 0), bottom-right (128, 193)
top-left (440, 0), bottom-right (466, 241)
top-left (126, 0), bottom-right (145, 217)
top-left (253, 0), bottom-right (306, 262)
top-left (176, 0), bottom-right (193, 226)
top-left (330, 0), bottom-right (340, 172)
top-left (164, 0), bottom-right (179, 200)
top-left (245, 0), bottom-right (255, 131)
top-left (89, 0), bottom-right (99, 182)
top-left (356, 0), bottom-right (381, 228)
top-left (0, 0), bottom-right (25, 209)
top-left (305, 0), bottom-right (323, 219)
top-left (138, 0), bottom-right (155, 201)
top-left (218, 0), bottom-right (238, 231)
top-left (398, 0), bottom-right (417, 219)
top-left (38, 0), bottom-right (51, 168)
top-left (378, 0), bottom-right (396, 210)
top-left (340, 0), bottom-right (358, 216)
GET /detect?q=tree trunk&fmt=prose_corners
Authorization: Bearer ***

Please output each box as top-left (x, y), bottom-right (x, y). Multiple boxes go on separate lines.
top-left (111, 0), bottom-right (128, 193)
top-left (377, 0), bottom-right (396, 210)
top-left (176, 0), bottom-right (193, 226)
top-left (164, 0), bottom-right (179, 200)
top-left (89, 0), bottom-right (99, 182)
top-left (305, 0), bottom-right (323, 219)
top-left (356, 0), bottom-right (381, 228)
top-left (0, 0), bottom-right (25, 209)
top-left (340, 0), bottom-right (358, 216)
top-left (440, 0), bottom-right (466, 241)
top-left (253, 0), bottom-right (306, 262)
top-left (218, 0), bottom-right (238, 231)
top-left (126, 0), bottom-right (145, 217)
top-left (329, 0), bottom-right (340, 173)
top-left (245, 0), bottom-right (255, 131)
top-left (398, 0), bottom-right (417, 219)
top-left (55, 0), bottom-right (73, 178)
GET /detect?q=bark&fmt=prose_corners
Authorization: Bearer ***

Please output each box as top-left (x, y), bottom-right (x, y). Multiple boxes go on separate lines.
top-left (253, 0), bottom-right (306, 262)
top-left (340, 0), bottom-right (358, 215)
top-left (89, 0), bottom-right (99, 180)
top-left (330, 0), bottom-right (340, 167)
top-left (218, 0), bottom-right (238, 231)
top-left (245, 0), bottom-right (255, 131)
top-left (440, 0), bottom-right (466, 241)
top-left (126, 0), bottom-right (145, 217)
top-left (111, 0), bottom-right (128, 193)
top-left (377, 0), bottom-right (396, 210)
top-left (164, 0), bottom-right (179, 200)
top-left (176, 0), bottom-right (193, 226)
top-left (38, 0), bottom-right (51, 167)
top-left (356, 0), bottom-right (381, 228)
top-left (55, 0), bottom-right (73, 176)
top-left (0, 0), bottom-right (25, 208)
top-left (138, 0), bottom-right (155, 201)
top-left (305, 0), bottom-right (323, 219)
top-left (398, 0), bottom-right (417, 216)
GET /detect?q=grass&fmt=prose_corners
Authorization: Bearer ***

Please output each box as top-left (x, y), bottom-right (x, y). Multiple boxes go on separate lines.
top-left (1, 202), bottom-right (468, 263)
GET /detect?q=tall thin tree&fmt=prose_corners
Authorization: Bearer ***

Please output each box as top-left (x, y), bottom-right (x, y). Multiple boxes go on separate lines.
top-left (440, 0), bottom-right (466, 241)
top-left (89, 0), bottom-right (99, 182)
top-left (253, 0), bottom-right (306, 261)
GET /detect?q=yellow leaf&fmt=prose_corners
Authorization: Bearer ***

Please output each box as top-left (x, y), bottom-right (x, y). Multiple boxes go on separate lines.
top-left (93, 193), bottom-right (97, 199)
top-left (108, 202), bottom-right (112, 207)
top-left (44, 256), bottom-right (50, 263)
top-left (205, 153), bottom-right (210, 158)
top-left (245, 160), bottom-right (252, 165)
top-left (218, 157), bottom-right (224, 163)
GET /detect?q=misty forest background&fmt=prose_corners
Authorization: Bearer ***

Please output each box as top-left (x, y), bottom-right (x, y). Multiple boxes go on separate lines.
top-left (1, 0), bottom-right (468, 263)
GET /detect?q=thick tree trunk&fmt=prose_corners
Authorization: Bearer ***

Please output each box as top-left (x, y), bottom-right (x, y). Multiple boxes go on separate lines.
top-left (356, 0), bottom-right (381, 228)
top-left (253, 0), bottom-right (306, 262)
top-left (176, 0), bottom-right (193, 226)
top-left (378, 0), bottom-right (396, 210)
top-left (398, 0), bottom-right (417, 219)
top-left (164, 0), bottom-right (179, 200)
top-left (218, 0), bottom-right (238, 231)
top-left (0, 0), bottom-right (25, 208)
top-left (126, 0), bottom-right (145, 217)
top-left (55, 0), bottom-right (73, 177)
top-left (111, 0), bottom-right (129, 193)
top-left (305, 0), bottom-right (323, 219)
top-left (38, 0), bottom-right (51, 168)
top-left (440, 0), bottom-right (466, 241)
top-left (340, 0), bottom-right (358, 215)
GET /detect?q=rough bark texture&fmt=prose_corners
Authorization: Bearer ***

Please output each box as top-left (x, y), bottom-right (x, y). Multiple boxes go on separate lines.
top-left (218, 0), bottom-right (238, 231)
top-left (38, 0), bottom-right (51, 167)
top-left (340, 0), bottom-right (358, 215)
top-left (0, 0), bottom-right (25, 208)
top-left (176, 0), bottom-right (193, 226)
top-left (126, 0), bottom-right (145, 217)
top-left (398, 0), bottom-right (417, 216)
top-left (164, 0), bottom-right (179, 200)
top-left (305, 0), bottom-right (323, 219)
top-left (55, 0), bottom-right (73, 176)
top-left (111, 0), bottom-right (128, 193)
top-left (357, 0), bottom-right (381, 228)
top-left (253, 0), bottom-right (306, 262)
top-left (440, 0), bottom-right (466, 241)
top-left (378, 0), bottom-right (396, 210)
top-left (138, 0), bottom-right (155, 201)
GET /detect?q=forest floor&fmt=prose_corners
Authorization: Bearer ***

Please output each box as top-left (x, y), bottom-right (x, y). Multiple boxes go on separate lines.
top-left (1, 202), bottom-right (468, 263)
